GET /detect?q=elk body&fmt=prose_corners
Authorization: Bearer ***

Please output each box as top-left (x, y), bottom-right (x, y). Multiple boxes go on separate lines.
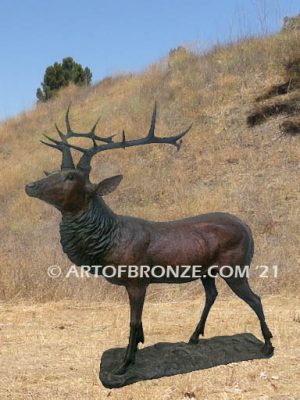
top-left (25, 105), bottom-right (274, 374)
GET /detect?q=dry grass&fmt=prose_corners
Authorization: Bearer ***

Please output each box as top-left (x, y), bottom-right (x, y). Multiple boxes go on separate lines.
top-left (1, 30), bottom-right (300, 398)
top-left (0, 31), bottom-right (299, 302)
top-left (0, 295), bottom-right (299, 399)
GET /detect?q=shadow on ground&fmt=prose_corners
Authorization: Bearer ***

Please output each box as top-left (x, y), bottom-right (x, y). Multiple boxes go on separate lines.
top-left (99, 333), bottom-right (273, 388)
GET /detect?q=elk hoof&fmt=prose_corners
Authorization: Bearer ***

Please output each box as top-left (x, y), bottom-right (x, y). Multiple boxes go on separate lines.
top-left (188, 336), bottom-right (199, 345)
top-left (113, 364), bottom-right (127, 375)
top-left (262, 342), bottom-right (274, 356)
top-left (112, 360), bottom-right (133, 375)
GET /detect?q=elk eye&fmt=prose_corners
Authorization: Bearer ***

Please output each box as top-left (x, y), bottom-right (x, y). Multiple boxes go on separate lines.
top-left (66, 174), bottom-right (74, 181)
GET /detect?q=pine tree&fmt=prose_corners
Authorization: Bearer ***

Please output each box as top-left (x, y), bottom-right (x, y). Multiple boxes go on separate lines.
top-left (36, 57), bottom-right (92, 102)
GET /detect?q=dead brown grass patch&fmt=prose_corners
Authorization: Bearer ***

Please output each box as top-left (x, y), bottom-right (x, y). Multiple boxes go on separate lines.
top-left (0, 295), bottom-right (299, 399)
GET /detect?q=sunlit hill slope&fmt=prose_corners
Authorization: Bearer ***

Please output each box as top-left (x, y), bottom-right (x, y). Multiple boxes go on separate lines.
top-left (0, 30), bottom-right (299, 301)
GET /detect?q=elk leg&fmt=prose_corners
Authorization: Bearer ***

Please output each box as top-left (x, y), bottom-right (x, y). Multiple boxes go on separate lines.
top-left (189, 276), bottom-right (218, 344)
top-left (123, 322), bottom-right (144, 360)
top-left (223, 276), bottom-right (274, 355)
top-left (113, 283), bottom-right (147, 375)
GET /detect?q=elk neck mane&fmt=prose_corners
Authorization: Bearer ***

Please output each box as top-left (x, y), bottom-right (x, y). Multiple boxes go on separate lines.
top-left (59, 195), bottom-right (118, 267)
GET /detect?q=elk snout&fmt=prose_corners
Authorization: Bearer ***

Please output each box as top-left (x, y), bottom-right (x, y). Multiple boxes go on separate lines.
top-left (25, 181), bottom-right (42, 198)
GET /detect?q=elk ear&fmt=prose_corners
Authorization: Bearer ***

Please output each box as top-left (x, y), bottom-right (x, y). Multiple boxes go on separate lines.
top-left (95, 175), bottom-right (123, 196)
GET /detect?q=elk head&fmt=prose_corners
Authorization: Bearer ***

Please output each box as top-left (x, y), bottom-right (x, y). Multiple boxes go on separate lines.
top-left (25, 104), bottom-right (192, 213)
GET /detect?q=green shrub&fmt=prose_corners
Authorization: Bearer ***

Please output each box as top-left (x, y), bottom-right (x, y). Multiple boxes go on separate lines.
top-left (36, 57), bottom-right (92, 102)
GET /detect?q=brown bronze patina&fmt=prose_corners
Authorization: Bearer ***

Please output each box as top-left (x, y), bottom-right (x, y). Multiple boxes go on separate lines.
top-left (25, 104), bottom-right (273, 374)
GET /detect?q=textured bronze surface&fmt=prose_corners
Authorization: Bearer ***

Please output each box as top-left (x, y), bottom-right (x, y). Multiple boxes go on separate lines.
top-left (100, 333), bottom-right (271, 388)
top-left (25, 106), bottom-right (274, 375)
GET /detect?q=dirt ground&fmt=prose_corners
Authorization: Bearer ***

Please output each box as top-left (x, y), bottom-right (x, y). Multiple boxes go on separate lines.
top-left (0, 294), bottom-right (299, 399)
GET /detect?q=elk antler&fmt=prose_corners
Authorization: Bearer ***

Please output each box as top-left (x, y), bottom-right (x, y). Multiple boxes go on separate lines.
top-left (41, 104), bottom-right (115, 170)
top-left (63, 103), bottom-right (192, 175)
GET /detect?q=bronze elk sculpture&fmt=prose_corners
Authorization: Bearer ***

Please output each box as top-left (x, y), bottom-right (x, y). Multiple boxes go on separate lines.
top-left (25, 104), bottom-right (273, 374)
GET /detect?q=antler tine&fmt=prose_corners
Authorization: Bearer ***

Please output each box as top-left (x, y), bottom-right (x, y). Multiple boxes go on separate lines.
top-left (55, 124), bottom-right (66, 141)
top-left (74, 103), bottom-right (192, 174)
top-left (41, 134), bottom-right (76, 169)
top-left (62, 104), bottom-right (114, 144)
top-left (65, 104), bottom-right (72, 136)
top-left (147, 101), bottom-right (157, 139)
top-left (90, 117), bottom-right (100, 134)
top-left (145, 102), bottom-right (192, 149)
top-left (41, 104), bottom-right (117, 171)
top-left (122, 130), bottom-right (126, 148)
top-left (43, 134), bottom-right (61, 146)
top-left (62, 142), bottom-right (89, 154)
top-left (157, 123), bottom-right (193, 151)
top-left (41, 134), bottom-right (67, 150)
top-left (40, 140), bottom-right (61, 151)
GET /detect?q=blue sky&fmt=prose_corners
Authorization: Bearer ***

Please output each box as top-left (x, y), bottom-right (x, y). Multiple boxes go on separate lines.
top-left (0, 0), bottom-right (299, 121)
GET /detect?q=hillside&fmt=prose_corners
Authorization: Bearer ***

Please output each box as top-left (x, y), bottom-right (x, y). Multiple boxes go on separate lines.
top-left (0, 30), bottom-right (299, 302)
